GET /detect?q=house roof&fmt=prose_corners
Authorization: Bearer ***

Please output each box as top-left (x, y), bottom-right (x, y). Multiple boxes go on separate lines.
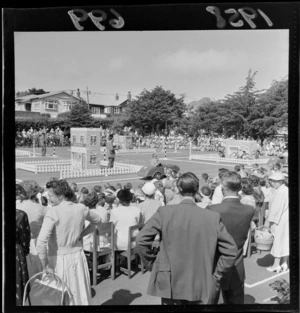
top-left (79, 93), bottom-right (129, 107)
top-left (15, 91), bottom-right (81, 102)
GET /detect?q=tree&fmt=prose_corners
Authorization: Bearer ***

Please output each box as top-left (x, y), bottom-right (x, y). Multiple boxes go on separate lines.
top-left (16, 88), bottom-right (48, 97)
top-left (125, 86), bottom-right (186, 135)
top-left (66, 103), bottom-right (95, 128)
top-left (189, 71), bottom-right (288, 141)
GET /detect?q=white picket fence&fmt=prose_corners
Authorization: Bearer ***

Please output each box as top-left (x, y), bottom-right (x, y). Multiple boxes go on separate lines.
top-left (16, 150), bottom-right (31, 157)
top-left (17, 159), bottom-right (71, 164)
top-left (60, 162), bottom-right (143, 179)
top-left (190, 154), bottom-right (269, 165)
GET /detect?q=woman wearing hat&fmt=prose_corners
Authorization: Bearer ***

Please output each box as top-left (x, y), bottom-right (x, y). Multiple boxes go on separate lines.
top-left (264, 172), bottom-right (289, 273)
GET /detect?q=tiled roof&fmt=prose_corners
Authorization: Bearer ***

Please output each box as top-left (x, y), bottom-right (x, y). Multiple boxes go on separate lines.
top-left (79, 93), bottom-right (129, 107)
top-left (15, 91), bottom-right (81, 102)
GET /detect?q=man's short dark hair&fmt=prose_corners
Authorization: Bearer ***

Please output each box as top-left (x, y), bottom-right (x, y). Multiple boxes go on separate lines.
top-left (234, 165), bottom-right (241, 172)
top-left (177, 172), bottom-right (199, 196)
top-left (221, 171), bottom-right (242, 192)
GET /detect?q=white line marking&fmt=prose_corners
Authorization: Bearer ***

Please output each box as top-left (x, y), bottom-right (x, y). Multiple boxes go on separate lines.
top-left (165, 158), bottom-right (248, 167)
top-left (75, 176), bottom-right (144, 185)
top-left (38, 176), bottom-right (144, 188)
top-left (245, 270), bottom-right (289, 288)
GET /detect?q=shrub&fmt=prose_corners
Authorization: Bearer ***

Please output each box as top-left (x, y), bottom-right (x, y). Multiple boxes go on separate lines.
top-left (269, 279), bottom-right (290, 304)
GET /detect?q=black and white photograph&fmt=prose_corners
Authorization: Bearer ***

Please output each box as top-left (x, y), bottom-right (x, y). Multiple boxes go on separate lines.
top-left (3, 3), bottom-right (299, 311)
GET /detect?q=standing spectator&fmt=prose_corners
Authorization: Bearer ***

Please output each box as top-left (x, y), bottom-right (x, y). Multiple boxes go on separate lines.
top-left (211, 169), bottom-right (229, 204)
top-left (16, 184), bottom-right (31, 306)
top-left (197, 186), bottom-right (212, 209)
top-left (78, 187), bottom-right (89, 203)
top-left (138, 182), bottom-right (161, 223)
top-left (40, 132), bottom-right (47, 156)
top-left (234, 165), bottom-right (247, 178)
top-left (18, 180), bottom-right (47, 279)
top-left (264, 172), bottom-right (289, 273)
top-left (208, 171), bottom-right (255, 304)
top-left (36, 179), bottom-right (102, 305)
top-left (106, 134), bottom-right (116, 168)
top-left (166, 180), bottom-right (182, 205)
top-left (137, 172), bottom-right (238, 305)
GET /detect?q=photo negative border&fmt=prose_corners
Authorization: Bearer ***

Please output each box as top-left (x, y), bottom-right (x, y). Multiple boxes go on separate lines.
top-left (3, 2), bottom-right (299, 312)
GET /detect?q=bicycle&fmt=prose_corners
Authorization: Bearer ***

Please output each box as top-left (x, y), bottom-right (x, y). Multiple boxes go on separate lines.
top-left (230, 149), bottom-right (251, 159)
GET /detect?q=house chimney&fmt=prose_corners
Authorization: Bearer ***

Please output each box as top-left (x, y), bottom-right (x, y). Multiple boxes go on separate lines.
top-left (115, 93), bottom-right (119, 101)
top-left (127, 91), bottom-right (131, 101)
top-left (77, 88), bottom-right (80, 98)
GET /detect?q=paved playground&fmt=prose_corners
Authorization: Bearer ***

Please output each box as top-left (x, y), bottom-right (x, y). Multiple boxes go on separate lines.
top-left (15, 146), bottom-right (290, 305)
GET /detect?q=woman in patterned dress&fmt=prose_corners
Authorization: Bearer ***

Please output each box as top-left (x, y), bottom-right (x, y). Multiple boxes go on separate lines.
top-left (16, 184), bottom-right (31, 305)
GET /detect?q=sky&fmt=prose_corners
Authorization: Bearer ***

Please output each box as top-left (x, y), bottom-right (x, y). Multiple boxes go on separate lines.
top-left (14, 30), bottom-right (289, 103)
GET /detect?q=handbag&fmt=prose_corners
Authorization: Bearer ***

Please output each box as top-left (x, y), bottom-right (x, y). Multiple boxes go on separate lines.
top-left (23, 270), bottom-right (72, 306)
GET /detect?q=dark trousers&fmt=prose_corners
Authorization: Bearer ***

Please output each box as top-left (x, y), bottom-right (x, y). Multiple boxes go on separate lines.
top-left (221, 281), bottom-right (244, 304)
top-left (108, 157), bottom-right (115, 168)
top-left (42, 145), bottom-right (46, 156)
top-left (162, 298), bottom-right (203, 305)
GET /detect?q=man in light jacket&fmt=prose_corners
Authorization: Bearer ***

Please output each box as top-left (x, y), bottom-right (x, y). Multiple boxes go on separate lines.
top-left (136, 172), bottom-right (238, 305)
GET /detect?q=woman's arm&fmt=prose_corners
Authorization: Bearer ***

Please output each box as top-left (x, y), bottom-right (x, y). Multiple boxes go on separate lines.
top-left (36, 213), bottom-right (56, 269)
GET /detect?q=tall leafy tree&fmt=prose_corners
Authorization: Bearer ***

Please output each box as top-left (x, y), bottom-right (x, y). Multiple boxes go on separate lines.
top-left (125, 86), bottom-right (186, 135)
top-left (66, 103), bottom-right (95, 128)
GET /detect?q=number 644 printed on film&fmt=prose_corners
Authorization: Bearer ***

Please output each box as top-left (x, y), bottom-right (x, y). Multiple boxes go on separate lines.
top-left (68, 9), bottom-right (125, 31)
top-left (206, 6), bottom-right (273, 29)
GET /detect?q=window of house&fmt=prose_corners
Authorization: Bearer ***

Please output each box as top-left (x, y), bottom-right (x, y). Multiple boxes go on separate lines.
top-left (89, 153), bottom-right (96, 164)
top-left (90, 135), bottom-right (97, 146)
top-left (45, 100), bottom-right (58, 110)
top-left (92, 107), bottom-right (100, 114)
top-left (80, 136), bottom-right (84, 144)
top-left (104, 107), bottom-right (111, 114)
top-left (33, 102), bottom-right (41, 110)
top-left (72, 135), bottom-right (76, 143)
top-left (114, 107), bottom-right (120, 114)
top-left (63, 105), bottom-right (72, 111)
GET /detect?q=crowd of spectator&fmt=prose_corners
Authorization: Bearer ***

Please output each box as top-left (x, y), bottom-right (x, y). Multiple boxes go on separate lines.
top-left (15, 127), bottom-right (69, 147)
top-left (16, 124), bottom-right (288, 157)
top-left (15, 152), bottom-right (289, 305)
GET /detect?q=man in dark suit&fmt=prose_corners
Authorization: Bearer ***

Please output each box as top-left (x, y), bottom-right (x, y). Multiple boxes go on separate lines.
top-left (106, 134), bottom-right (116, 168)
top-left (136, 172), bottom-right (238, 305)
top-left (207, 171), bottom-right (255, 304)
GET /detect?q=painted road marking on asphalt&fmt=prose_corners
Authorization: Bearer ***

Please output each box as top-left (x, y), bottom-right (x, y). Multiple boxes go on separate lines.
top-left (37, 176), bottom-right (144, 188)
top-left (74, 176), bottom-right (144, 185)
top-left (245, 270), bottom-right (289, 288)
top-left (165, 158), bottom-right (252, 167)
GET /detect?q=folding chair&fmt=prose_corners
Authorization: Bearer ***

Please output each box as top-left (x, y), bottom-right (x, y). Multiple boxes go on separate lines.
top-left (92, 222), bottom-right (115, 286)
top-left (119, 223), bottom-right (145, 279)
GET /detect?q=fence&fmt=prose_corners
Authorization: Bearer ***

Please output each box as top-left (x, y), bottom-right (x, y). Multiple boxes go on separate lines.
top-left (16, 150), bottom-right (31, 157)
top-left (60, 162), bottom-right (143, 179)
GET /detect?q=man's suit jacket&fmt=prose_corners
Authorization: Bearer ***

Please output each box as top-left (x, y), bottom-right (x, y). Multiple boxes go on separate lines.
top-left (207, 198), bottom-right (255, 289)
top-left (136, 199), bottom-right (238, 303)
top-left (106, 140), bottom-right (115, 158)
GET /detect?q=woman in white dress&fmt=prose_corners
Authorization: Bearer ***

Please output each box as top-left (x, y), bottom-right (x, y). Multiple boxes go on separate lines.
top-left (264, 172), bottom-right (289, 273)
top-left (110, 189), bottom-right (142, 251)
top-left (36, 179), bottom-right (102, 305)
